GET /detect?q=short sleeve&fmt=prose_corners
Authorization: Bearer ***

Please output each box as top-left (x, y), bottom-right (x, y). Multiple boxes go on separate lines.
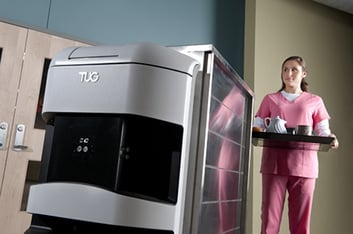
top-left (255, 94), bottom-right (271, 118)
top-left (313, 96), bottom-right (330, 123)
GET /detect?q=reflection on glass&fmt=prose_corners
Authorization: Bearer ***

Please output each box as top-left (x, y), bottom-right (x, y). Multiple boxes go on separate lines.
top-left (200, 79), bottom-right (246, 233)
top-left (215, 87), bottom-right (244, 233)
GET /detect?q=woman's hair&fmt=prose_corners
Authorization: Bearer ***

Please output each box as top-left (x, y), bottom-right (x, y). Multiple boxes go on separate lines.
top-left (279, 55), bottom-right (309, 92)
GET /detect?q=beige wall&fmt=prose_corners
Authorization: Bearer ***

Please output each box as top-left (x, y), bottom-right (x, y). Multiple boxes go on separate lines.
top-left (244, 0), bottom-right (353, 233)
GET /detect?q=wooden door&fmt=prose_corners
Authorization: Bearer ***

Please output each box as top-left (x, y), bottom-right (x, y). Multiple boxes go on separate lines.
top-left (0, 22), bottom-right (27, 193)
top-left (0, 27), bottom-right (89, 234)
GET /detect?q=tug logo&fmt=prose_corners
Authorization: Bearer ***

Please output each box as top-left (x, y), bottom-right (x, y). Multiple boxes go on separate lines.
top-left (79, 71), bottom-right (100, 83)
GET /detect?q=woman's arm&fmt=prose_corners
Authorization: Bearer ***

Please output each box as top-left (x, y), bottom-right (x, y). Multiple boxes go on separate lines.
top-left (314, 119), bottom-right (339, 149)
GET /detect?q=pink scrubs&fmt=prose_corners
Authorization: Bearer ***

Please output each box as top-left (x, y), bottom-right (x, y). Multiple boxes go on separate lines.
top-left (256, 92), bottom-right (330, 234)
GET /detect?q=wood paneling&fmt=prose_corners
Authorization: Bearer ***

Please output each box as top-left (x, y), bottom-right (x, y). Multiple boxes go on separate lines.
top-left (0, 21), bottom-right (89, 234)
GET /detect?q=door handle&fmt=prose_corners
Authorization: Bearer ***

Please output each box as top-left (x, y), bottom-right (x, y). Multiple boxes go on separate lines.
top-left (0, 122), bottom-right (8, 150)
top-left (13, 124), bottom-right (28, 151)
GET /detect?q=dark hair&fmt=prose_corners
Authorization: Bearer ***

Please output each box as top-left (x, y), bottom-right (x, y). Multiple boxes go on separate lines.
top-left (279, 56), bottom-right (309, 92)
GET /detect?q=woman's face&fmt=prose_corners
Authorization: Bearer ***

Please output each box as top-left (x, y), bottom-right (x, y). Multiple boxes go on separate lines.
top-left (281, 60), bottom-right (307, 91)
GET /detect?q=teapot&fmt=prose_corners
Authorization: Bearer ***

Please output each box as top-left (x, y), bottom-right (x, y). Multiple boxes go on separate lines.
top-left (264, 116), bottom-right (287, 133)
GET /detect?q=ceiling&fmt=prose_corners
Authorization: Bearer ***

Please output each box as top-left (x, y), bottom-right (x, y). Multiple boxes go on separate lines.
top-left (313, 0), bottom-right (353, 15)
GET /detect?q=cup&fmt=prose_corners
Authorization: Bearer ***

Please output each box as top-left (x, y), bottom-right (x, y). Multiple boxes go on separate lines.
top-left (295, 125), bottom-right (312, 135)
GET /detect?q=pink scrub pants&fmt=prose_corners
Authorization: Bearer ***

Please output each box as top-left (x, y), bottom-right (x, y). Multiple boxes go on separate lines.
top-left (261, 174), bottom-right (316, 234)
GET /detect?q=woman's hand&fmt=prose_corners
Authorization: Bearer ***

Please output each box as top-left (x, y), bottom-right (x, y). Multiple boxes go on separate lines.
top-left (329, 134), bottom-right (339, 149)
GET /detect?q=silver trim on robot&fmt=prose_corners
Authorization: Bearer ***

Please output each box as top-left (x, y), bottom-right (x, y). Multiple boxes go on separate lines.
top-left (42, 44), bottom-right (200, 125)
top-left (26, 183), bottom-right (176, 231)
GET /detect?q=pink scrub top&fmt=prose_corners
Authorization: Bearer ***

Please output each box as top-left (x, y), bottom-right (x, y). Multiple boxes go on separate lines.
top-left (255, 92), bottom-right (330, 178)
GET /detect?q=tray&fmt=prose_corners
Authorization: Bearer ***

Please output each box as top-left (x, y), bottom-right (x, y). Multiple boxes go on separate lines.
top-left (252, 131), bottom-right (334, 152)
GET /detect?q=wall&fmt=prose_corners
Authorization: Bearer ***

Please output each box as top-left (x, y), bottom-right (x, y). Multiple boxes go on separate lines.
top-left (0, 0), bottom-right (245, 75)
top-left (245, 0), bottom-right (353, 233)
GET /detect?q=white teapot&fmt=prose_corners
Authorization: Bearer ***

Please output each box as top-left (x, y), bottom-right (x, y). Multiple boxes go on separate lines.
top-left (264, 116), bottom-right (287, 133)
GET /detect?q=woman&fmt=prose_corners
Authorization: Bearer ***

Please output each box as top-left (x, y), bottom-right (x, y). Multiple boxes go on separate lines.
top-left (253, 56), bottom-right (339, 234)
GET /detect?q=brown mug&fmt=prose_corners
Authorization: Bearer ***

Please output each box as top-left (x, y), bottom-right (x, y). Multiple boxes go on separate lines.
top-left (295, 125), bottom-right (312, 135)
